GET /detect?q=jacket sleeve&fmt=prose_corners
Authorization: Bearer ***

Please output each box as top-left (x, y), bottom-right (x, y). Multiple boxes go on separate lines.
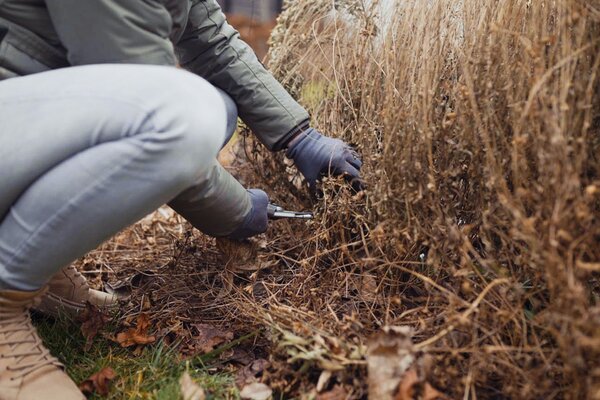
top-left (45, 0), bottom-right (177, 66)
top-left (176, 0), bottom-right (310, 151)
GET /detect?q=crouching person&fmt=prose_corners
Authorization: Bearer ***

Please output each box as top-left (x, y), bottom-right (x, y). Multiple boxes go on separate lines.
top-left (0, 1), bottom-right (362, 398)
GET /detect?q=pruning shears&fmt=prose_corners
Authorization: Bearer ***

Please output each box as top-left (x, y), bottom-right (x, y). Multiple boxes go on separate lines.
top-left (267, 203), bottom-right (313, 220)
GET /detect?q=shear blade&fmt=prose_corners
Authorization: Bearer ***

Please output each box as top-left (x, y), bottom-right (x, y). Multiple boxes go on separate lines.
top-left (272, 210), bottom-right (313, 219)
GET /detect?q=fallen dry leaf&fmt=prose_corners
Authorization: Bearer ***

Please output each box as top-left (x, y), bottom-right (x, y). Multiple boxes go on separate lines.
top-left (240, 382), bottom-right (273, 400)
top-left (235, 358), bottom-right (270, 388)
top-left (192, 323), bottom-right (234, 354)
top-left (179, 372), bottom-right (206, 400)
top-left (316, 385), bottom-right (348, 400)
top-left (395, 369), bottom-right (448, 400)
top-left (79, 367), bottom-right (117, 396)
top-left (366, 326), bottom-right (415, 400)
top-left (77, 303), bottom-right (111, 351)
top-left (395, 369), bottom-right (419, 400)
top-left (115, 313), bottom-right (156, 347)
top-left (104, 271), bottom-right (156, 300)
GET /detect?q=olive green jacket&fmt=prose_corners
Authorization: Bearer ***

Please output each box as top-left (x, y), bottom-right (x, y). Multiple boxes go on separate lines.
top-left (0, 0), bottom-right (309, 151)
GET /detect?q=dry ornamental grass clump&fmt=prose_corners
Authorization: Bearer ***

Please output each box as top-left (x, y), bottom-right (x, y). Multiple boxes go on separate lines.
top-left (227, 0), bottom-right (600, 398)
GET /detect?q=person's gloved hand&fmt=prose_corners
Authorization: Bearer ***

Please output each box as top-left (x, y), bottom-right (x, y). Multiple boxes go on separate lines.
top-left (286, 128), bottom-right (363, 189)
top-left (228, 189), bottom-right (269, 241)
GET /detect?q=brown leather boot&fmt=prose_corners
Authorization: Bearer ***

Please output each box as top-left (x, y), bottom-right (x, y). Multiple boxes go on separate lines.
top-left (0, 288), bottom-right (85, 400)
top-left (35, 265), bottom-right (118, 318)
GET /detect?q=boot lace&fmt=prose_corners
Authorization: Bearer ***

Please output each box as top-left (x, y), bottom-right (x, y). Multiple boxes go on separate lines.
top-left (62, 265), bottom-right (89, 290)
top-left (0, 309), bottom-right (62, 379)
top-left (63, 265), bottom-right (89, 290)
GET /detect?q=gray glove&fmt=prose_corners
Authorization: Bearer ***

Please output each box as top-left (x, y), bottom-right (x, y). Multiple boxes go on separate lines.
top-left (285, 128), bottom-right (363, 189)
top-left (228, 189), bottom-right (269, 240)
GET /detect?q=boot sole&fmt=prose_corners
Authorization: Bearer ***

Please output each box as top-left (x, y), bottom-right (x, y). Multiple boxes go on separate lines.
top-left (35, 292), bottom-right (118, 318)
top-left (35, 292), bottom-right (85, 318)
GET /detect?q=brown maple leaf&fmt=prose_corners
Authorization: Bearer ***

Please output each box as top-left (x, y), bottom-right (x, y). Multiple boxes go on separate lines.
top-left (115, 313), bottom-right (156, 347)
top-left (77, 303), bottom-right (111, 351)
top-left (79, 367), bottom-right (117, 396)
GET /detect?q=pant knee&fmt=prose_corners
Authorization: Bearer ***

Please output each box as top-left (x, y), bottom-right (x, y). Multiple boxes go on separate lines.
top-left (145, 70), bottom-right (228, 182)
top-left (43, 65), bottom-right (229, 186)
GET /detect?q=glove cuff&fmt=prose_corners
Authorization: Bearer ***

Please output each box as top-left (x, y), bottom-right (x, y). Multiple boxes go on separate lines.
top-left (285, 128), bottom-right (321, 159)
top-left (228, 189), bottom-right (269, 241)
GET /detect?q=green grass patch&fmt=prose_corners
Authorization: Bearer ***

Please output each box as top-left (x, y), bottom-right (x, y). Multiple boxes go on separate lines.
top-left (33, 314), bottom-right (239, 400)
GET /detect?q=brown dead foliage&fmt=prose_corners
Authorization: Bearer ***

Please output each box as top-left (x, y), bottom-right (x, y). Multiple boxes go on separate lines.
top-left (75, 0), bottom-right (600, 398)
top-left (396, 370), bottom-right (447, 400)
top-left (234, 0), bottom-right (600, 398)
top-left (78, 303), bottom-right (111, 352)
top-left (79, 367), bottom-right (117, 396)
top-left (115, 313), bottom-right (156, 348)
top-left (191, 323), bottom-right (234, 354)
top-left (366, 326), bottom-right (415, 399)
top-left (317, 385), bottom-right (349, 400)
top-left (236, 358), bottom-right (270, 388)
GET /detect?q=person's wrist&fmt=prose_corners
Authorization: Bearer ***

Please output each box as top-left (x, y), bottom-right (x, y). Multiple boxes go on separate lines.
top-left (281, 119), bottom-right (311, 150)
top-left (285, 131), bottom-right (304, 150)
top-left (285, 128), bottom-right (322, 156)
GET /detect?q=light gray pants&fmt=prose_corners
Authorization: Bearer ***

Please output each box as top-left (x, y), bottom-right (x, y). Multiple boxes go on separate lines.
top-left (0, 64), bottom-right (247, 291)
